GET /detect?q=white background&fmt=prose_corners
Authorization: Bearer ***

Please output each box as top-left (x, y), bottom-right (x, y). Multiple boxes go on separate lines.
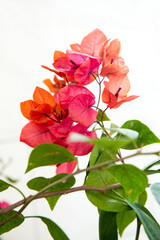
top-left (0, 0), bottom-right (160, 239)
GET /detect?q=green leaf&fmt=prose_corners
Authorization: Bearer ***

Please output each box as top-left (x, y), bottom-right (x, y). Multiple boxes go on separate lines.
top-left (109, 127), bottom-right (139, 140)
top-left (150, 183), bottom-right (160, 205)
top-left (96, 110), bottom-right (110, 121)
top-left (5, 177), bottom-right (18, 183)
top-left (25, 143), bottom-right (75, 173)
top-left (91, 137), bottom-right (131, 152)
top-left (99, 211), bottom-right (117, 240)
top-left (85, 168), bottom-right (129, 212)
top-left (120, 120), bottom-right (160, 149)
top-left (27, 174), bottom-right (75, 210)
top-left (89, 145), bottom-right (101, 166)
top-left (144, 159), bottom-right (160, 171)
top-left (0, 179), bottom-right (10, 192)
top-left (107, 164), bottom-right (148, 203)
top-left (0, 210), bottom-right (24, 235)
top-left (117, 191), bottom-right (147, 236)
top-left (128, 202), bottom-right (160, 240)
top-left (31, 216), bottom-right (69, 240)
top-left (117, 210), bottom-right (136, 236)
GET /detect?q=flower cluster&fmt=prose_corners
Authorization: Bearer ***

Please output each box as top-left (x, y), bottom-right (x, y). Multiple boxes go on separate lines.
top-left (20, 29), bottom-right (138, 174)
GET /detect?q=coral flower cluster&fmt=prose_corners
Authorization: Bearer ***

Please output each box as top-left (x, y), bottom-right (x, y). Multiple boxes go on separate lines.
top-left (20, 29), bottom-right (138, 174)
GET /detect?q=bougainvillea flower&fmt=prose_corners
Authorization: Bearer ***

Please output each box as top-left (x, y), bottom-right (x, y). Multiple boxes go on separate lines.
top-left (0, 201), bottom-right (10, 209)
top-left (20, 120), bottom-right (56, 147)
top-left (43, 76), bottom-right (66, 93)
top-left (56, 161), bottom-right (77, 174)
top-left (41, 65), bottom-right (67, 80)
top-left (102, 78), bottom-right (138, 108)
top-left (100, 54), bottom-right (129, 77)
top-left (68, 94), bottom-right (97, 127)
top-left (102, 39), bottom-right (121, 60)
top-left (71, 29), bottom-right (107, 58)
top-left (67, 124), bottom-right (97, 156)
top-left (20, 87), bottom-right (55, 123)
top-left (56, 85), bottom-right (95, 110)
top-left (53, 50), bottom-right (101, 85)
top-left (48, 117), bottom-right (73, 139)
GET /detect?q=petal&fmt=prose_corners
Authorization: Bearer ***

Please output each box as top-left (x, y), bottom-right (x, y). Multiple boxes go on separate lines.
top-left (74, 57), bottom-right (101, 85)
top-left (58, 85), bottom-right (95, 110)
top-left (70, 43), bottom-right (81, 52)
top-left (20, 121), bottom-right (55, 147)
top-left (30, 103), bottom-right (53, 123)
top-left (80, 29), bottom-right (107, 57)
top-left (113, 95), bottom-right (139, 109)
top-left (56, 161), bottom-right (77, 174)
top-left (49, 117), bottom-right (73, 139)
top-left (104, 39), bottom-right (121, 58)
top-left (53, 57), bottom-right (71, 72)
top-left (33, 86), bottom-right (55, 107)
top-left (53, 51), bottom-right (66, 61)
top-left (0, 201), bottom-right (10, 209)
top-left (68, 94), bottom-right (97, 127)
top-left (67, 124), bottom-right (97, 156)
top-left (20, 100), bottom-right (38, 120)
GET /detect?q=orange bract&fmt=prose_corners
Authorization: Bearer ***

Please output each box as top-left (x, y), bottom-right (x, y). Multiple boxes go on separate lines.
top-left (53, 51), bottom-right (66, 61)
top-left (33, 86), bottom-right (55, 107)
top-left (20, 87), bottom-right (55, 123)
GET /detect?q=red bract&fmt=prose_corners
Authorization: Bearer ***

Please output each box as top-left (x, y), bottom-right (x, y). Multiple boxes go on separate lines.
top-left (102, 77), bottom-right (138, 108)
top-left (0, 201), bottom-right (10, 209)
top-left (56, 161), bottom-right (77, 174)
top-left (56, 85), bottom-right (95, 110)
top-left (68, 94), bottom-right (97, 127)
top-left (48, 117), bottom-right (73, 139)
top-left (20, 87), bottom-right (55, 123)
top-left (53, 50), bottom-right (101, 85)
top-left (20, 120), bottom-right (56, 147)
top-left (67, 124), bottom-right (97, 156)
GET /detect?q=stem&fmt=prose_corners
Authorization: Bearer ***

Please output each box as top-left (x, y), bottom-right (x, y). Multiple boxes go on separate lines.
top-left (0, 183), bottom-right (122, 214)
top-left (135, 216), bottom-right (141, 240)
top-left (0, 150), bottom-right (158, 226)
top-left (96, 80), bottom-right (101, 109)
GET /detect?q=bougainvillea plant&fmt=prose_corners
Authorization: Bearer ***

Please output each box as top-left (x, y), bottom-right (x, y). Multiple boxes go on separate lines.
top-left (0, 29), bottom-right (160, 240)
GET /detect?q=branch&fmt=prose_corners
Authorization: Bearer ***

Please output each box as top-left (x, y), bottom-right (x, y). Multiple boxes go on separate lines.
top-left (0, 183), bottom-right (121, 214)
top-left (0, 150), bottom-right (158, 226)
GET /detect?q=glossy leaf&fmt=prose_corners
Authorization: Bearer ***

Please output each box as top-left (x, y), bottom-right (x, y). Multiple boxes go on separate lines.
top-left (27, 174), bottom-right (75, 210)
top-left (150, 183), bottom-right (160, 205)
top-left (108, 164), bottom-right (148, 203)
top-left (144, 159), bottom-right (160, 171)
top-left (117, 210), bottom-right (136, 236)
top-left (25, 143), bottom-right (75, 173)
top-left (120, 120), bottom-right (160, 149)
top-left (96, 110), bottom-right (110, 121)
top-left (109, 127), bottom-right (139, 140)
top-left (91, 137), bottom-right (131, 152)
top-left (0, 210), bottom-right (24, 235)
top-left (128, 202), bottom-right (160, 240)
top-left (99, 211), bottom-right (117, 240)
top-left (32, 216), bottom-right (69, 240)
top-left (144, 159), bottom-right (160, 175)
top-left (117, 191), bottom-right (147, 236)
top-left (85, 166), bottom-right (129, 212)
top-left (0, 179), bottom-right (10, 192)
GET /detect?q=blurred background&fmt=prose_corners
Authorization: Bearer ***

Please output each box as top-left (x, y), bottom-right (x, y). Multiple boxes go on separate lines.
top-left (0, 0), bottom-right (160, 239)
